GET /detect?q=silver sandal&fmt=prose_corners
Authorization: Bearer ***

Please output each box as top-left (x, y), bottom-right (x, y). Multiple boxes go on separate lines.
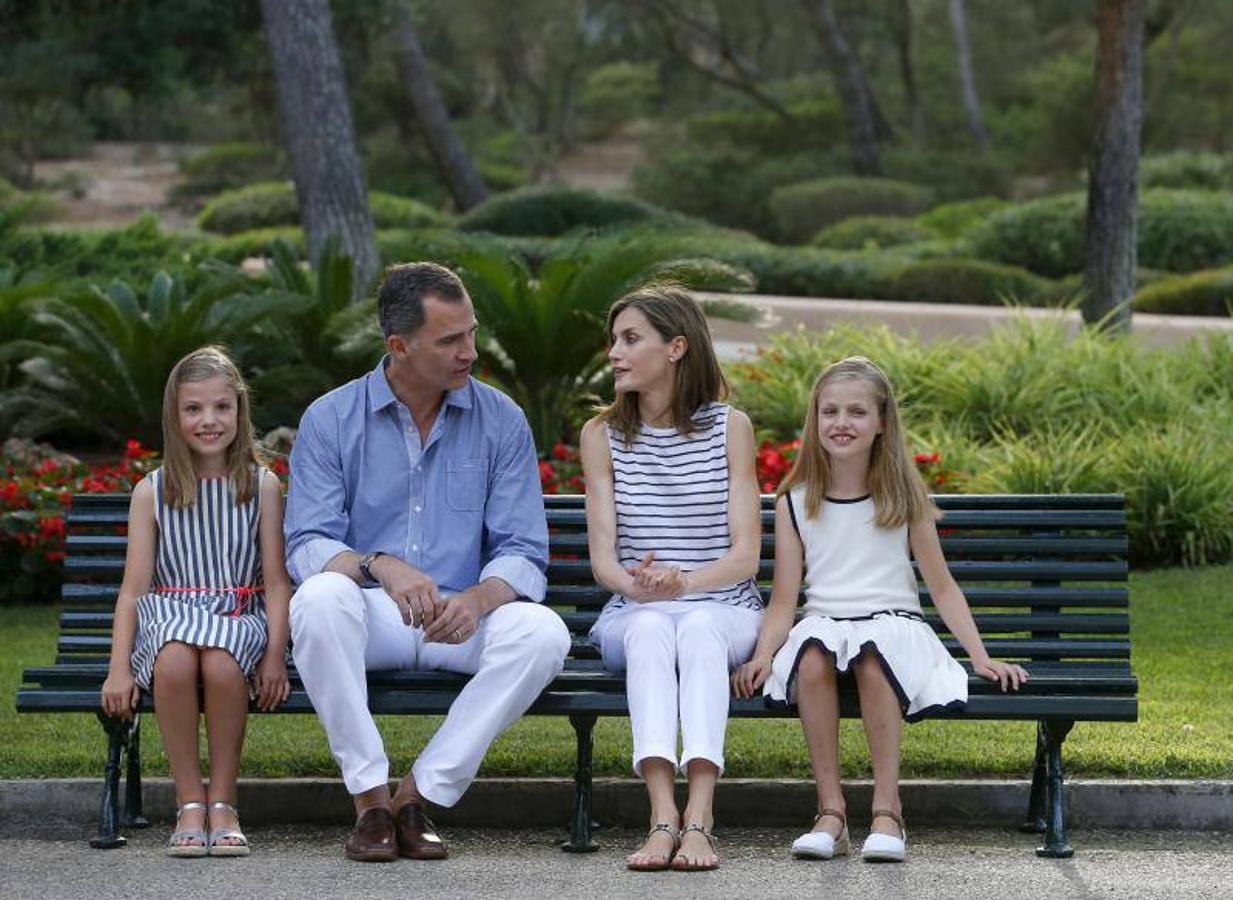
top-left (207, 801), bottom-right (251, 857)
top-left (166, 801), bottom-right (209, 858)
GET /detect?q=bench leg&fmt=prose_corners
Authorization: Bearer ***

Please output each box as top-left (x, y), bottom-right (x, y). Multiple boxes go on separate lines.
top-left (90, 713), bottom-right (128, 849)
top-left (561, 713), bottom-right (600, 853)
top-left (1036, 718), bottom-right (1075, 858)
top-left (1020, 720), bottom-right (1048, 834)
top-left (121, 715), bottom-right (149, 828)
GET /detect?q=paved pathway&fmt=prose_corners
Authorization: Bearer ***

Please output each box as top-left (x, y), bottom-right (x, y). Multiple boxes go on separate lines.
top-left (2, 825), bottom-right (1230, 900)
top-left (702, 292), bottom-right (1233, 359)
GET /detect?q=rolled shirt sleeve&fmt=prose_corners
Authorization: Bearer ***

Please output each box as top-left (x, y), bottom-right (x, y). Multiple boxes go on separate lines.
top-left (284, 400), bottom-right (354, 584)
top-left (478, 406), bottom-right (549, 601)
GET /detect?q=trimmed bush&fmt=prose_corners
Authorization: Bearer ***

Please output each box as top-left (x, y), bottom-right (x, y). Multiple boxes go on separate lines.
top-left (883, 258), bottom-right (1051, 306)
top-left (0, 215), bottom-right (187, 283)
top-left (1133, 268), bottom-right (1233, 316)
top-left (769, 177), bottom-right (933, 244)
top-left (685, 99), bottom-right (844, 154)
top-left (171, 143), bottom-right (285, 208)
top-left (882, 148), bottom-right (1014, 202)
top-left (971, 189), bottom-right (1233, 277)
top-left (579, 61), bottom-right (659, 138)
top-left (812, 215), bottom-right (937, 250)
top-left (632, 143), bottom-right (848, 238)
top-left (197, 182), bottom-right (448, 235)
top-left (1140, 152), bottom-right (1233, 191)
top-left (914, 197), bottom-right (1008, 238)
top-left (456, 186), bottom-right (679, 237)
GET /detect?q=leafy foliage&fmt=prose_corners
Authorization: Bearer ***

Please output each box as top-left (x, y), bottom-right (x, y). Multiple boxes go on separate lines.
top-left (196, 182), bottom-right (448, 235)
top-left (0, 267), bottom-right (280, 445)
top-left (769, 177), bottom-right (933, 244)
top-left (457, 186), bottom-right (682, 237)
top-left (1132, 268), bottom-right (1233, 317)
top-left (811, 215), bottom-right (937, 250)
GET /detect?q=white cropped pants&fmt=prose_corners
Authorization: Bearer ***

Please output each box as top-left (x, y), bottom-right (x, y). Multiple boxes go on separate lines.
top-left (290, 572), bottom-right (570, 806)
top-left (592, 600), bottom-right (762, 775)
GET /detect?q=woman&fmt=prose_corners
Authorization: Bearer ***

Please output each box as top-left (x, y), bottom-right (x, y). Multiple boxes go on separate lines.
top-left (581, 284), bottom-right (762, 872)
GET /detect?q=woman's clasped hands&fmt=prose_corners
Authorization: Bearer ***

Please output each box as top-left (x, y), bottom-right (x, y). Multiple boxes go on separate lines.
top-left (625, 550), bottom-right (690, 602)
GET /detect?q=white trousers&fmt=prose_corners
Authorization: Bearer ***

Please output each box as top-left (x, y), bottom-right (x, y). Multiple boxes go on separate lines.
top-left (290, 572), bottom-right (570, 806)
top-left (593, 600), bottom-right (762, 775)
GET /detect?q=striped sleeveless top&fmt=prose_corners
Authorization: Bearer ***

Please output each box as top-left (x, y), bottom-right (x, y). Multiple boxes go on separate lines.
top-left (130, 467), bottom-right (269, 690)
top-left (598, 402), bottom-right (763, 615)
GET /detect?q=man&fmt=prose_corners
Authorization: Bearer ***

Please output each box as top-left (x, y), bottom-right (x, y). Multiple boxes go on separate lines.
top-left (285, 262), bottom-right (570, 862)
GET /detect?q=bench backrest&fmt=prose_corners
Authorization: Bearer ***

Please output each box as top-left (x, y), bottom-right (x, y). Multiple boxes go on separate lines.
top-left (58, 493), bottom-right (1129, 668)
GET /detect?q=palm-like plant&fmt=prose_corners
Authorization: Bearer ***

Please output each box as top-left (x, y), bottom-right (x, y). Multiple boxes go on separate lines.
top-left (454, 231), bottom-right (753, 449)
top-left (0, 268), bottom-right (286, 446)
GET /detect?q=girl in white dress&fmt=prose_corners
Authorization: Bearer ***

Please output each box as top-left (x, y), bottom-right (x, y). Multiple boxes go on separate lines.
top-left (732, 356), bottom-right (1027, 863)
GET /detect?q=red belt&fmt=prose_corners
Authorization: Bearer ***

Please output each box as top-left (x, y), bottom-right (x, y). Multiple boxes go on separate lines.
top-left (153, 585), bottom-right (264, 617)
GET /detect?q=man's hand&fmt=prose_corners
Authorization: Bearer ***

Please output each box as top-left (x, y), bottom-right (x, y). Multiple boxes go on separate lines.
top-left (373, 555), bottom-right (442, 628)
top-left (423, 591), bottom-right (482, 644)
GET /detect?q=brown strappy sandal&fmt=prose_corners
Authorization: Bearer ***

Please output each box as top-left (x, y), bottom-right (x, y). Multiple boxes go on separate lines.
top-left (791, 807), bottom-right (850, 859)
top-left (626, 822), bottom-right (679, 872)
top-left (671, 822), bottom-right (719, 871)
top-left (861, 808), bottom-right (907, 863)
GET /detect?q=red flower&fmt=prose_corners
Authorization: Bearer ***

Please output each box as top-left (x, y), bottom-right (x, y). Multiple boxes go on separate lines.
top-left (37, 459), bottom-right (59, 475)
top-left (538, 460), bottom-right (556, 488)
top-left (552, 442), bottom-right (571, 461)
top-left (914, 452), bottom-right (941, 466)
top-left (271, 457), bottom-right (290, 477)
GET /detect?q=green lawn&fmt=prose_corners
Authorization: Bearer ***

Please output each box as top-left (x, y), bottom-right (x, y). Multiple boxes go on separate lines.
top-left (3, 565), bottom-right (1230, 780)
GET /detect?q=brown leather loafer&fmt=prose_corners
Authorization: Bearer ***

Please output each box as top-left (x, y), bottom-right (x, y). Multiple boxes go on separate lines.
top-left (345, 807), bottom-right (398, 862)
top-left (394, 801), bottom-right (448, 860)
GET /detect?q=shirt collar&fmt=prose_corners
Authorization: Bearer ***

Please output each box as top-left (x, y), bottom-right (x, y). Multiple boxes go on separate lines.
top-left (367, 355), bottom-right (474, 413)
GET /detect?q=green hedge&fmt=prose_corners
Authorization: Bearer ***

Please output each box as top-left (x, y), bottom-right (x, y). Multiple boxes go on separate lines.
top-left (456, 185), bottom-right (678, 236)
top-left (769, 177), bottom-right (933, 245)
top-left (0, 215), bottom-right (188, 283)
top-left (971, 189), bottom-right (1233, 277)
top-left (1139, 152), bottom-right (1233, 191)
top-left (811, 215), bottom-right (937, 250)
top-left (170, 142), bottom-right (285, 208)
top-left (882, 257), bottom-right (1052, 305)
top-left (197, 182), bottom-right (449, 235)
top-left (914, 197), bottom-right (1008, 239)
top-left (1133, 268), bottom-right (1233, 316)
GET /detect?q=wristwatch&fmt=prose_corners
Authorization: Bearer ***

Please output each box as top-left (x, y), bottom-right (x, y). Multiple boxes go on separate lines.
top-left (357, 551), bottom-right (384, 584)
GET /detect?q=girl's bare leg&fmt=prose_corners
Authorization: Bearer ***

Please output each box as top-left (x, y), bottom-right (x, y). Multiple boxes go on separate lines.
top-left (852, 653), bottom-right (904, 836)
top-left (201, 648), bottom-right (249, 843)
top-left (796, 646), bottom-right (845, 837)
top-left (152, 641), bottom-right (205, 845)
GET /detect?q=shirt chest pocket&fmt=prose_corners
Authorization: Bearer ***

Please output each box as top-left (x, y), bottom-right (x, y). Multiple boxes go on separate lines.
top-left (446, 460), bottom-right (486, 511)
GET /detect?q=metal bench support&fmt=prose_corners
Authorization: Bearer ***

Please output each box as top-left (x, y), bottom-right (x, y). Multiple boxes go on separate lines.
top-left (562, 713), bottom-right (599, 852)
top-left (1035, 718), bottom-right (1075, 858)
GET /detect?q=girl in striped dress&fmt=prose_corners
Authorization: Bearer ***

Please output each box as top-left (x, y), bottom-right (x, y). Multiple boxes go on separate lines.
top-left (581, 286), bottom-right (762, 872)
top-left (101, 347), bottom-right (292, 857)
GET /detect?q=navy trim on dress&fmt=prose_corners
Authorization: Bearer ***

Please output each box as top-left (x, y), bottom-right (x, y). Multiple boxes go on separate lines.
top-left (824, 494), bottom-right (872, 504)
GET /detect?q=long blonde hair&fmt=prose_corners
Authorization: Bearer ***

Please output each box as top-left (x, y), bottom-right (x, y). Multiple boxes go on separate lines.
top-left (778, 356), bottom-right (937, 527)
top-left (599, 283), bottom-right (727, 446)
top-left (160, 346), bottom-right (262, 508)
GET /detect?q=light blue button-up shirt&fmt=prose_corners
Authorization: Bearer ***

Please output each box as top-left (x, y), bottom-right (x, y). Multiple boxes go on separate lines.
top-left (284, 357), bottom-right (548, 600)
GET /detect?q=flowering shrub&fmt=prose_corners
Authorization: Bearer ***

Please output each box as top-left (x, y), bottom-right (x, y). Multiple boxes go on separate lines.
top-left (539, 442), bottom-right (585, 494)
top-left (1, 439), bottom-right (159, 604)
top-left (755, 439), bottom-right (959, 494)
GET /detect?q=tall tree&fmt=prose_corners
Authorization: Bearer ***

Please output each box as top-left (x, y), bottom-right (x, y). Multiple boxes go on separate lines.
top-left (1083, 0), bottom-right (1144, 333)
top-left (891, 0), bottom-right (924, 147)
top-left (260, 0), bottom-right (378, 298)
top-left (949, 0), bottom-right (990, 151)
top-left (802, 0), bottom-right (886, 175)
top-left (390, 3), bottom-right (489, 211)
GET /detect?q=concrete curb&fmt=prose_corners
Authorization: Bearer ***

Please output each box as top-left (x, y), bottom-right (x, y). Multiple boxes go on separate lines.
top-left (3, 778), bottom-right (1230, 833)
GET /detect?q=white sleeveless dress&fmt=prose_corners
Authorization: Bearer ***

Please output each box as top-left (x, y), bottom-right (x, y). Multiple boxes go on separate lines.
top-left (130, 468), bottom-right (270, 690)
top-left (763, 488), bottom-right (967, 721)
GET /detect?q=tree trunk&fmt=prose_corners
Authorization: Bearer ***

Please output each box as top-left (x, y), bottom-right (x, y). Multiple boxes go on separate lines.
top-left (390, 5), bottom-right (490, 212)
top-left (893, 0), bottom-right (925, 146)
top-left (803, 0), bottom-right (883, 176)
top-left (949, 0), bottom-right (990, 151)
top-left (260, 0), bottom-right (378, 299)
top-left (1083, 0), bottom-right (1144, 333)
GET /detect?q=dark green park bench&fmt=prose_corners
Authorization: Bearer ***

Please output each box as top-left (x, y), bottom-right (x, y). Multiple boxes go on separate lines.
top-left (17, 492), bottom-right (1137, 858)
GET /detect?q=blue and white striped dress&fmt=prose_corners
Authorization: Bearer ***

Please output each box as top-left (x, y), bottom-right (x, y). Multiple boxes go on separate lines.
top-left (590, 403), bottom-right (763, 640)
top-left (131, 468), bottom-right (269, 690)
